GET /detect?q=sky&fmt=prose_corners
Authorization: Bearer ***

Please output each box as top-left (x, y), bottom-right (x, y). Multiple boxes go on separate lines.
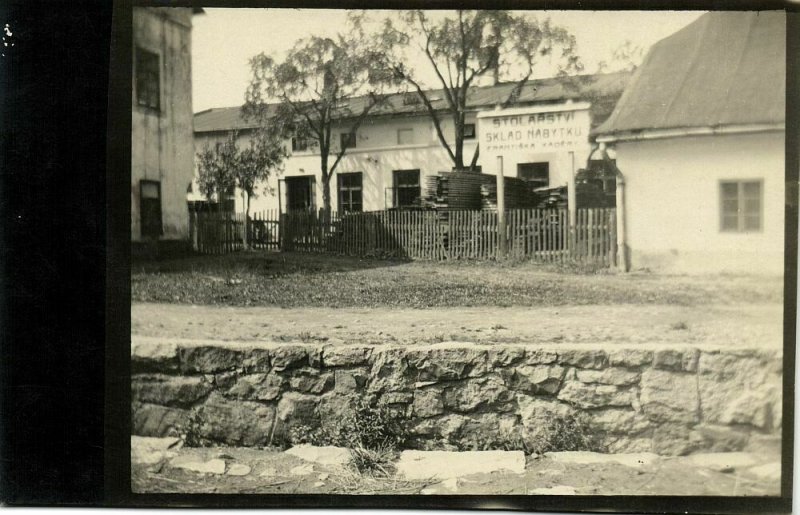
top-left (191, 9), bottom-right (705, 113)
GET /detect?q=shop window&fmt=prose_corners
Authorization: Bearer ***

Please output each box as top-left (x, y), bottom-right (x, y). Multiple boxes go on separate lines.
top-left (720, 180), bottom-right (762, 232)
top-left (338, 172), bottom-right (363, 213)
top-left (518, 162), bottom-right (550, 189)
top-left (463, 123), bottom-right (476, 140)
top-left (340, 132), bottom-right (357, 150)
top-left (135, 47), bottom-right (160, 111)
top-left (140, 180), bottom-right (162, 238)
top-left (393, 169), bottom-right (420, 208)
top-left (397, 128), bottom-right (414, 145)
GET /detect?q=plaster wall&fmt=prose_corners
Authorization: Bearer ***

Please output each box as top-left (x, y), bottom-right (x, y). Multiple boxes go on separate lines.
top-left (614, 132), bottom-right (785, 274)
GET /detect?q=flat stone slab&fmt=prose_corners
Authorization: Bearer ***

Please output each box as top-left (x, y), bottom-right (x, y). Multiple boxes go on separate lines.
top-left (131, 436), bottom-right (182, 465)
top-left (743, 462), bottom-right (781, 482)
top-left (285, 444), bottom-right (352, 466)
top-left (396, 450), bottom-right (526, 480)
top-left (684, 452), bottom-right (759, 472)
top-left (545, 451), bottom-right (660, 468)
top-left (169, 456), bottom-right (226, 475)
top-left (226, 463), bottom-right (251, 476)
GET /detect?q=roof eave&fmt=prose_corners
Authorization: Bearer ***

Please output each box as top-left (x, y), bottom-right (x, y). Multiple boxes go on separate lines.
top-left (595, 123), bottom-right (785, 144)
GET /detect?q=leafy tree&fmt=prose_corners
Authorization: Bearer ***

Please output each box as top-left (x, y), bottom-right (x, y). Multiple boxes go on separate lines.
top-left (243, 20), bottom-right (399, 214)
top-left (372, 10), bottom-right (583, 171)
top-left (196, 130), bottom-right (285, 248)
top-left (596, 40), bottom-right (645, 73)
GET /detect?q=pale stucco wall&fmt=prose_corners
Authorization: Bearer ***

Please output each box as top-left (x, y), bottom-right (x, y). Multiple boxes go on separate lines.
top-left (132, 7), bottom-right (194, 242)
top-left (615, 132), bottom-right (786, 274)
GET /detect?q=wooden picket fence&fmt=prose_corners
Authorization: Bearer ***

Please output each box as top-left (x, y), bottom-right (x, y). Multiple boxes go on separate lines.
top-left (190, 210), bottom-right (280, 254)
top-left (192, 208), bottom-right (616, 266)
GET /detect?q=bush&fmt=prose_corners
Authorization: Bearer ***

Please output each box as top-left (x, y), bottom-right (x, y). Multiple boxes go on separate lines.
top-left (526, 412), bottom-right (606, 455)
top-left (288, 398), bottom-right (408, 474)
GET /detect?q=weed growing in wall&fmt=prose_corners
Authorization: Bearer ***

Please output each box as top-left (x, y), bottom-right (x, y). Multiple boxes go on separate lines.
top-left (526, 412), bottom-right (606, 455)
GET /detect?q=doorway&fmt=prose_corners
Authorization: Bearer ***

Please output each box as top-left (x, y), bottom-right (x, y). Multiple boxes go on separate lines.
top-left (285, 176), bottom-right (316, 212)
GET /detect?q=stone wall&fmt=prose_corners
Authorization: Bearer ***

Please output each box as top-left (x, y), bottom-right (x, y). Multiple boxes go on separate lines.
top-left (132, 338), bottom-right (782, 455)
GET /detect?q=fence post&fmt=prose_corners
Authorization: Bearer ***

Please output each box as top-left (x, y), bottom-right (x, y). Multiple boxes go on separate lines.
top-left (496, 156), bottom-right (507, 258)
top-left (616, 173), bottom-right (629, 272)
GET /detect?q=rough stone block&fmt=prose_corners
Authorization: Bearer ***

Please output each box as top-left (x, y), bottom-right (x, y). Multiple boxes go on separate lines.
top-left (334, 367), bottom-right (370, 393)
top-left (369, 348), bottom-right (413, 392)
top-left (442, 376), bottom-right (514, 413)
top-left (652, 350), bottom-right (684, 371)
top-left (317, 392), bottom-right (357, 427)
top-left (193, 392), bottom-right (275, 447)
top-left (406, 346), bottom-right (487, 381)
top-left (132, 402), bottom-right (189, 437)
top-left (652, 423), bottom-right (699, 456)
top-left (413, 388), bottom-right (445, 418)
top-left (271, 345), bottom-right (309, 371)
top-left (559, 349), bottom-right (607, 369)
top-left (640, 369), bottom-right (699, 424)
top-left (285, 444), bottom-right (352, 466)
top-left (132, 375), bottom-right (212, 407)
top-left (227, 373), bottom-right (284, 401)
top-left (131, 341), bottom-right (179, 372)
top-left (575, 367), bottom-right (640, 386)
top-left (688, 423), bottom-right (749, 452)
top-left (179, 345), bottom-right (242, 373)
top-left (323, 345), bottom-right (373, 367)
top-left (557, 381), bottom-right (634, 409)
top-left (487, 347), bottom-right (525, 367)
top-left (524, 349), bottom-right (558, 365)
top-left (608, 349), bottom-right (653, 368)
top-left (380, 391), bottom-right (414, 405)
top-left (288, 367), bottom-right (334, 394)
top-left (510, 365), bottom-right (566, 395)
top-left (240, 348), bottom-right (271, 372)
top-left (587, 408), bottom-right (651, 435)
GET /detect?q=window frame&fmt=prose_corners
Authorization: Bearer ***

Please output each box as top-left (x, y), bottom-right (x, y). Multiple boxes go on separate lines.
top-left (135, 47), bottom-right (160, 112)
top-left (719, 179), bottom-right (763, 233)
top-left (393, 169), bottom-right (421, 209)
top-left (463, 123), bottom-right (476, 140)
top-left (139, 179), bottom-right (163, 238)
top-left (340, 131), bottom-right (357, 150)
top-left (337, 172), bottom-right (364, 213)
top-left (518, 162), bottom-right (550, 189)
top-left (291, 137), bottom-right (309, 152)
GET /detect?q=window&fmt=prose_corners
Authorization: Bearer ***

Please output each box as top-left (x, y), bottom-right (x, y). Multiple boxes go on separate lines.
top-left (292, 137), bottom-right (309, 152)
top-left (397, 128), bottom-right (414, 145)
top-left (720, 180), bottom-right (762, 232)
top-left (340, 132), bottom-right (357, 150)
top-left (139, 180), bottom-right (162, 238)
top-left (463, 123), bottom-right (476, 140)
top-left (518, 162), bottom-right (550, 189)
top-left (135, 47), bottom-right (160, 111)
top-left (393, 169), bottom-right (421, 208)
top-left (338, 172), bottom-right (363, 213)
top-left (402, 92), bottom-right (421, 105)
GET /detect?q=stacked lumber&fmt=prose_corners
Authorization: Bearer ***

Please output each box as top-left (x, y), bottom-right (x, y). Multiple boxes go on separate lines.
top-left (480, 175), bottom-right (537, 210)
top-left (421, 170), bottom-right (483, 210)
top-left (532, 186), bottom-right (568, 209)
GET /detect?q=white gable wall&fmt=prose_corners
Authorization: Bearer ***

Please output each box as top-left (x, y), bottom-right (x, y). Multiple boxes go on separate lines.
top-left (615, 131), bottom-right (785, 274)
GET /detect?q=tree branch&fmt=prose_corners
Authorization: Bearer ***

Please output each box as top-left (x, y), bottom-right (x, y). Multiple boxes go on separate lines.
top-left (329, 94), bottom-right (383, 174)
top-left (406, 75), bottom-right (456, 165)
top-left (501, 72), bottom-right (532, 109)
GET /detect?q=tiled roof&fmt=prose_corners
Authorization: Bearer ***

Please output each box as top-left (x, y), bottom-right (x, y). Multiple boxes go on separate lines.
top-left (594, 11), bottom-right (785, 137)
top-left (194, 71), bottom-right (630, 133)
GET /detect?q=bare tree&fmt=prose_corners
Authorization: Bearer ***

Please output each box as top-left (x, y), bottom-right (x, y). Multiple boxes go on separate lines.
top-left (372, 10), bottom-right (583, 171)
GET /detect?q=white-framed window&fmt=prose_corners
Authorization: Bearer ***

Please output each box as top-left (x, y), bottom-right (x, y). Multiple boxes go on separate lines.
top-left (291, 137), bottom-right (309, 152)
top-left (397, 128), bottom-right (414, 145)
top-left (135, 47), bottom-right (160, 111)
top-left (340, 132), bottom-right (357, 150)
top-left (720, 180), bottom-right (763, 232)
top-left (338, 172), bottom-right (363, 213)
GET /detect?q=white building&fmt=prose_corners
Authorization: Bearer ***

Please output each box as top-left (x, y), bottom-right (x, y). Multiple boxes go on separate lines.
top-left (594, 11), bottom-right (786, 274)
top-left (132, 7), bottom-right (198, 254)
top-left (192, 72), bottom-right (629, 215)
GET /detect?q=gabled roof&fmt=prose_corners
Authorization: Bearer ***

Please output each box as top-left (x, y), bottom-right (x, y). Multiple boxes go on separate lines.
top-left (194, 71), bottom-right (630, 134)
top-left (594, 11), bottom-right (785, 139)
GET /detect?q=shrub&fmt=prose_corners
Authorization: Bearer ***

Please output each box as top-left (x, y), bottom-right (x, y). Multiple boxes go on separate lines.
top-left (526, 412), bottom-right (606, 455)
top-left (288, 398), bottom-right (408, 475)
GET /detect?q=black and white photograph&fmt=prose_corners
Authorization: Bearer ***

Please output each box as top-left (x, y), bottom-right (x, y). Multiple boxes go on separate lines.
top-left (129, 7), bottom-right (790, 501)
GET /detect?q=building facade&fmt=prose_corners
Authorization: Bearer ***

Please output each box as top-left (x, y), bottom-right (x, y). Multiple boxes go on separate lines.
top-left (132, 7), bottom-right (196, 249)
top-left (193, 72), bottom-right (629, 215)
top-left (594, 11), bottom-right (786, 274)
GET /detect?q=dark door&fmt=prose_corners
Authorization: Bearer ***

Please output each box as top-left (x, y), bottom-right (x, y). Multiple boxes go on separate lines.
top-left (285, 176), bottom-right (315, 211)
